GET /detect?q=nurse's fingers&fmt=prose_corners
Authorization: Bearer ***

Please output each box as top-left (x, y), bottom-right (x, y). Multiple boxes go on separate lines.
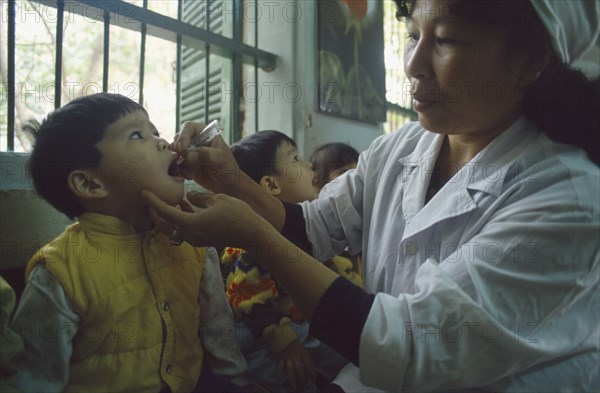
top-left (141, 190), bottom-right (191, 228)
top-left (172, 122), bottom-right (206, 152)
top-left (148, 209), bottom-right (176, 238)
top-left (179, 199), bottom-right (195, 213)
top-left (186, 191), bottom-right (217, 209)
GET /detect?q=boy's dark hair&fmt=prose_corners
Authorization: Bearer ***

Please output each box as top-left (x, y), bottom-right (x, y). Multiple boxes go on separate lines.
top-left (310, 143), bottom-right (359, 188)
top-left (231, 130), bottom-right (296, 184)
top-left (26, 93), bottom-right (146, 219)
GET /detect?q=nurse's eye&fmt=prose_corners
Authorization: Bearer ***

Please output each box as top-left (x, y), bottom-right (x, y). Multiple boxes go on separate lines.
top-left (130, 131), bottom-right (143, 140)
top-left (436, 37), bottom-right (458, 45)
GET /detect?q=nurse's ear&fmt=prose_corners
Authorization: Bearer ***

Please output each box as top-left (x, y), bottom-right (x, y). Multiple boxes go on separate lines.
top-left (522, 49), bottom-right (552, 86)
top-left (517, 32), bottom-right (554, 86)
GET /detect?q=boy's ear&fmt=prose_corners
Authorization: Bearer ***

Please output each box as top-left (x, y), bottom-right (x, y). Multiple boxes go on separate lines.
top-left (259, 175), bottom-right (282, 197)
top-left (67, 169), bottom-right (108, 200)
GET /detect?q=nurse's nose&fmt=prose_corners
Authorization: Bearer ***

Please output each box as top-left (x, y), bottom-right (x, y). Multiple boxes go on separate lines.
top-left (404, 36), bottom-right (433, 82)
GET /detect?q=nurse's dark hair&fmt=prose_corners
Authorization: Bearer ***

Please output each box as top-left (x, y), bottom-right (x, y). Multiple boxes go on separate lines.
top-left (231, 130), bottom-right (297, 184)
top-left (25, 93), bottom-right (147, 219)
top-left (394, 0), bottom-right (600, 166)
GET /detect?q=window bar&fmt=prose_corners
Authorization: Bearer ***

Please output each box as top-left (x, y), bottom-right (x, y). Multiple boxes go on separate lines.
top-left (204, 1), bottom-right (210, 125)
top-left (175, 0), bottom-right (182, 131)
top-left (232, 1), bottom-right (242, 142)
top-left (6, 0), bottom-right (16, 151)
top-left (29, 0), bottom-right (276, 71)
top-left (254, 0), bottom-right (259, 134)
top-left (54, 0), bottom-right (64, 108)
top-left (103, 9), bottom-right (110, 92)
top-left (138, 0), bottom-right (148, 104)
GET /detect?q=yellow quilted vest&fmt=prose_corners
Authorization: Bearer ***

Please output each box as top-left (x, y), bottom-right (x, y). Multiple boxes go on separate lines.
top-left (26, 213), bottom-right (205, 393)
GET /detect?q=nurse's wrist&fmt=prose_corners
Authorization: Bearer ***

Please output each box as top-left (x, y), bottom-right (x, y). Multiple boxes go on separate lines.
top-left (244, 224), bottom-right (283, 262)
top-left (309, 277), bottom-right (375, 365)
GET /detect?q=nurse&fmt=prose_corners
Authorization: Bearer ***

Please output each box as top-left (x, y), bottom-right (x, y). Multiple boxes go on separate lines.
top-left (144, 0), bottom-right (599, 391)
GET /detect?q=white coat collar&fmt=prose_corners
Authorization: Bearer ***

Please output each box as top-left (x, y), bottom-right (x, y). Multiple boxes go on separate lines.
top-left (397, 116), bottom-right (539, 240)
top-left (465, 116), bottom-right (539, 197)
top-left (397, 116), bottom-right (538, 196)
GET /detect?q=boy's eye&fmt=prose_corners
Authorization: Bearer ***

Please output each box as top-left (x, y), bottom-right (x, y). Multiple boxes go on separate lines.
top-left (130, 131), bottom-right (143, 139)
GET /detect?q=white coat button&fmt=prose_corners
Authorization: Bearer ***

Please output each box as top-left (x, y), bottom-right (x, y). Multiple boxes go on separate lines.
top-left (405, 243), bottom-right (418, 255)
top-left (165, 365), bottom-right (173, 374)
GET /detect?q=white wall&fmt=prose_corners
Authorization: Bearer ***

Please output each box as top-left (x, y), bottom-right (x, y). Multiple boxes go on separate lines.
top-left (294, 0), bottom-right (383, 156)
top-left (254, 0), bottom-right (383, 156)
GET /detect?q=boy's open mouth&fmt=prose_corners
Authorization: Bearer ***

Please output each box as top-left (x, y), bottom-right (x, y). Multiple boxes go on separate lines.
top-left (168, 158), bottom-right (183, 177)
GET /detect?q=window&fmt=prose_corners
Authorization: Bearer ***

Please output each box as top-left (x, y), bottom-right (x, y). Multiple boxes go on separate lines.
top-left (383, 0), bottom-right (416, 133)
top-left (1, 0), bottom-right (277, 152)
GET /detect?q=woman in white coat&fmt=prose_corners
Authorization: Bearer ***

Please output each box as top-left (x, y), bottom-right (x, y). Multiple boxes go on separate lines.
top-left (144, 0), bottom-right (599, 391)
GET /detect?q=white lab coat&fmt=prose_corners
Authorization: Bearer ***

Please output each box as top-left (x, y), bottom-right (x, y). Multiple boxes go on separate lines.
top-left (302, 117), bottom-right (599, 392)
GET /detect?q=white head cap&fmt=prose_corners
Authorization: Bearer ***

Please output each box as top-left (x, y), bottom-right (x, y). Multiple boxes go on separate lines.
top-left (529, 0), bottom-right (600, 79)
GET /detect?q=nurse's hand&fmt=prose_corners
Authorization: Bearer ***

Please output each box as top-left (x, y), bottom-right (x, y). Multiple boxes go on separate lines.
top-left (141, 190), bottom-right (273, 249)
top-left (142, 189), bottom-right (339, 323)
top-left (171, 121), bottom-right (286, 231)
top-left (172, 122), bottom-right (250, 194)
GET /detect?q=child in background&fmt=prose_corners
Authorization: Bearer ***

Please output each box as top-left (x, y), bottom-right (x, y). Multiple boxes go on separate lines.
top-left (10, 93), bottom-right (249, 393)
top-left (309, 143), bottom-right (359, 190)
top-left (222, 131), bottom-right (348, 392)
top-left (310, 143), bottom-right (363, 288)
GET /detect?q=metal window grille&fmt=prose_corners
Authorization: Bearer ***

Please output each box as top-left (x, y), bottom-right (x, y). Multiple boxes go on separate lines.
top-left (383, 0), bottom-right (416, 133)
top-left (1, 0), bottom-right (277, 151)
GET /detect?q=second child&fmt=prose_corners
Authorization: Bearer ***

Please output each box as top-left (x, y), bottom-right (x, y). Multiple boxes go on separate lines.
top-left (222, 131), bottom-right (348, 392)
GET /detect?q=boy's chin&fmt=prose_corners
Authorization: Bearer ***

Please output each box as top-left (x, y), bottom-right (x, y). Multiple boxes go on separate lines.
top-left (166, 195), bottom-right (185, 207)
top-left (154, 191), bottom-right (185, 207)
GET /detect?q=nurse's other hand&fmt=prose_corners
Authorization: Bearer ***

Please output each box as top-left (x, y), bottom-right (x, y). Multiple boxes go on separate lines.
top-left (172, 122), bottom-right (247, 194)
top-left (141, 190), bottom-right (271, 249)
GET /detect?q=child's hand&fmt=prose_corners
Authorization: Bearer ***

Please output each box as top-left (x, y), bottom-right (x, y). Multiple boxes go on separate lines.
top-left (277, 341), bottom-right (316, 391)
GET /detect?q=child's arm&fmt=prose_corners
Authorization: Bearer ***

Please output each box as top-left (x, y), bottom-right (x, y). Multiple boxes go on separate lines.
top-left (9, 264), bottom-right (78, 393)
top-left (198, 247), bottom-right (250, 387)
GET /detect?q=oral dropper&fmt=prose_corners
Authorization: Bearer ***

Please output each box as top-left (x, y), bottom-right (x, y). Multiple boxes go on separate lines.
top-left (176, 120), bottom-right (222, 165)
